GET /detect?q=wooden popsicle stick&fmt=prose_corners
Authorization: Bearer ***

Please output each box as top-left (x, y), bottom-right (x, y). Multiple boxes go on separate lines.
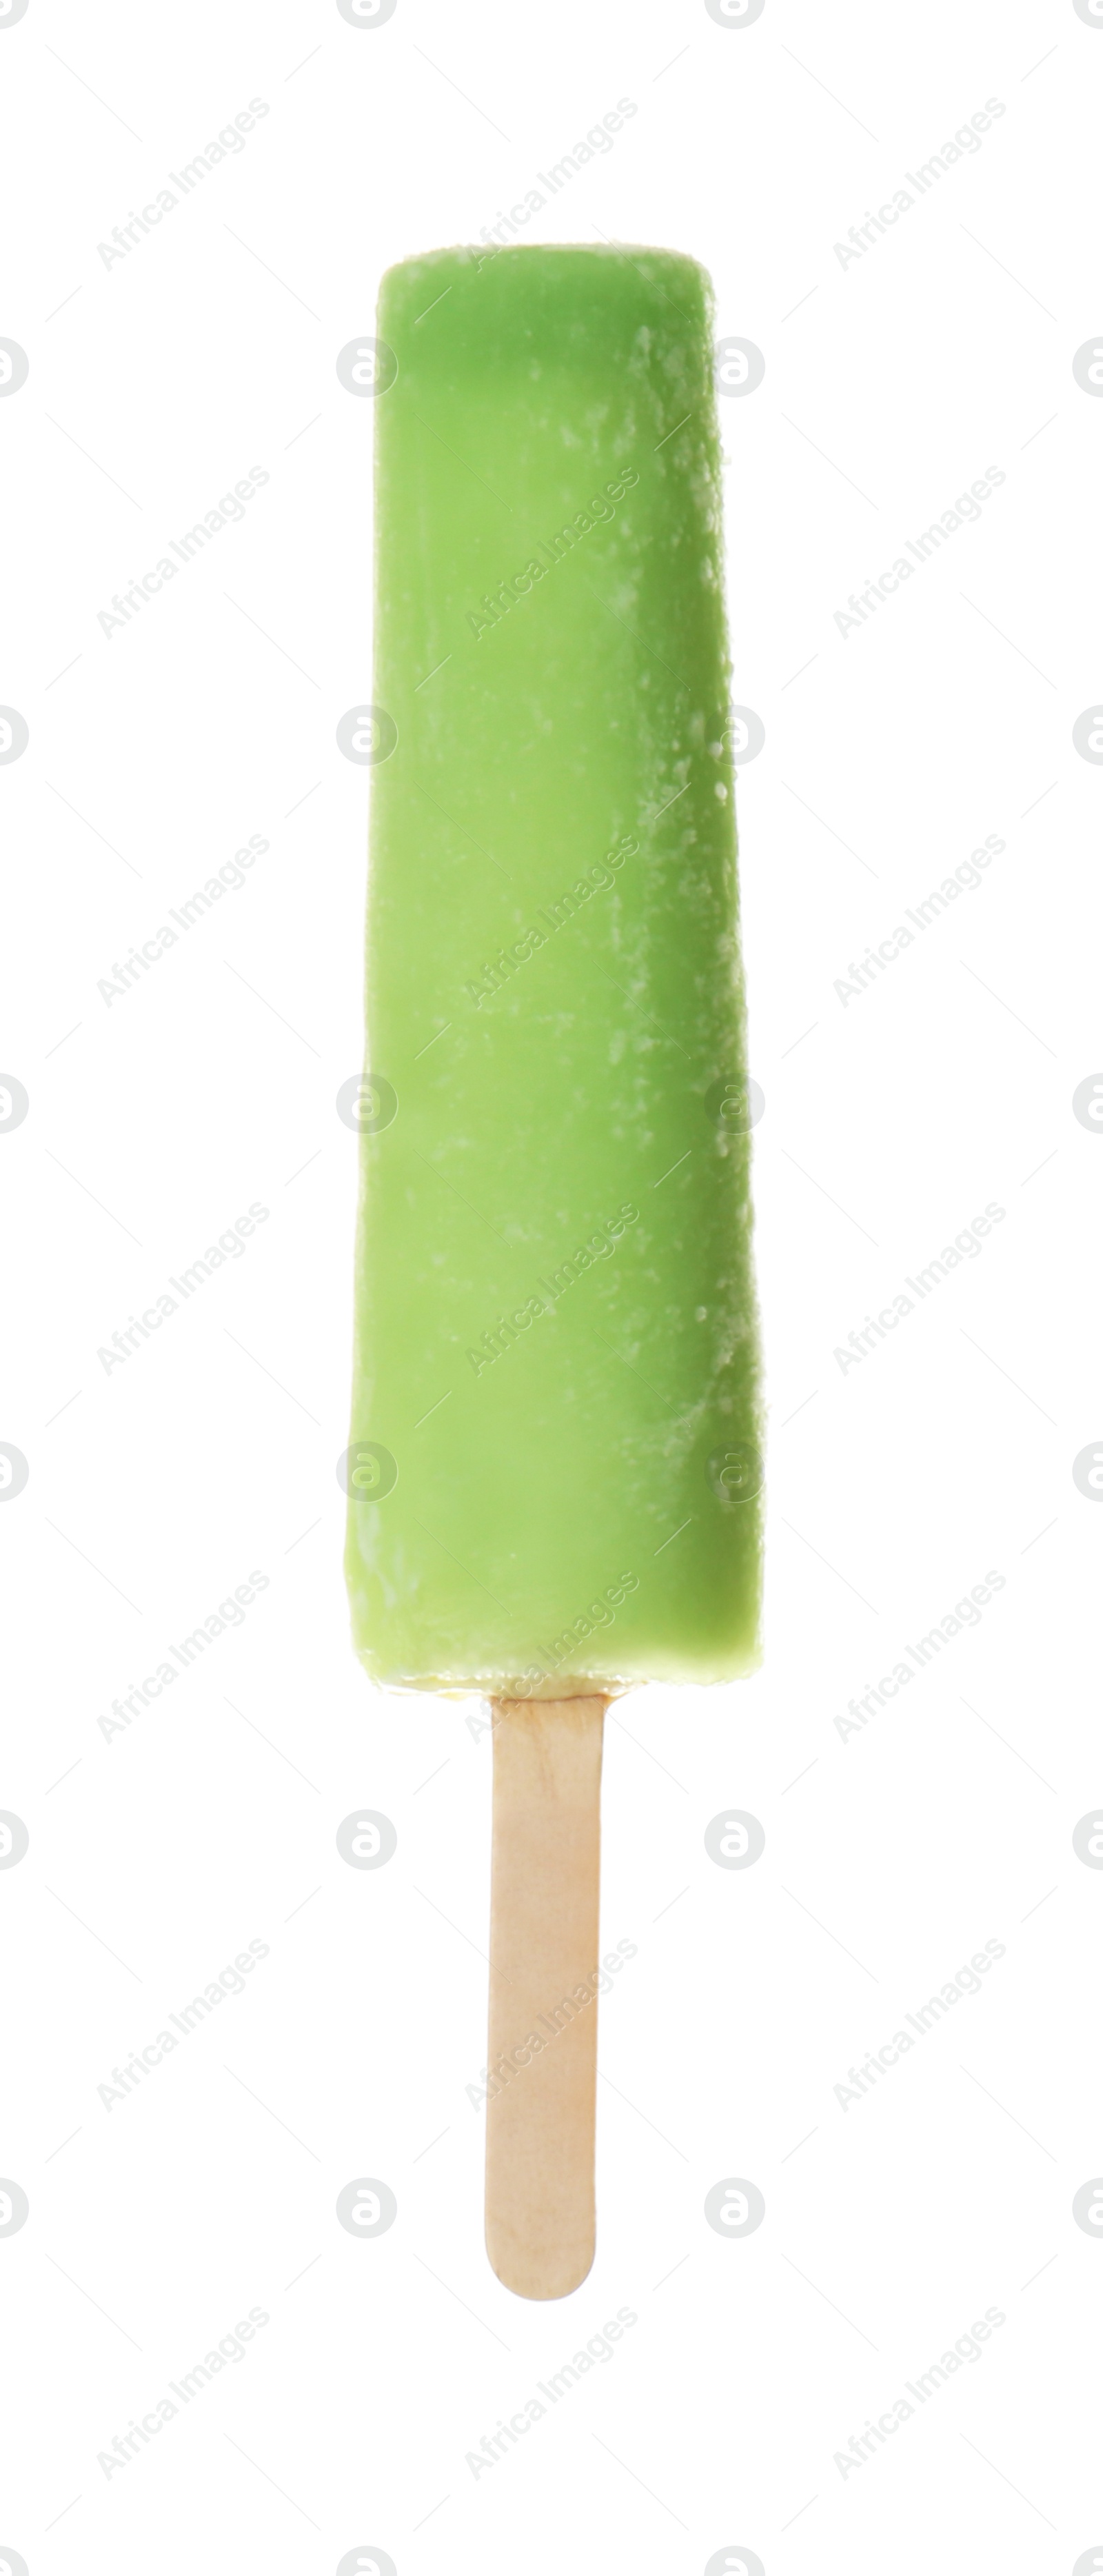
top-left (485, 1695), bottom-right (607, 2300)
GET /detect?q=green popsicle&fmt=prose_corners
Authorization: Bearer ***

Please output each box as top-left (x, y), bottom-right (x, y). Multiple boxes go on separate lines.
top-left (344, 243), bottom-right (762, 1702)
top-left (343, 244), bottom-right (762, 2297)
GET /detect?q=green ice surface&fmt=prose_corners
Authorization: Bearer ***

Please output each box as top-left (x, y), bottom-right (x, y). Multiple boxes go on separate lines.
top-left (345, 243), bottom-right (762, 1696)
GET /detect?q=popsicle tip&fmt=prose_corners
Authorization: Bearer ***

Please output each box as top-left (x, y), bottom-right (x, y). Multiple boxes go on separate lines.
top-left (376, 238), bottom-right (715, 304)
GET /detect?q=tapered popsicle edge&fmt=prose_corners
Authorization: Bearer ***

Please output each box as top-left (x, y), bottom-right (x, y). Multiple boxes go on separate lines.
top-left (485, 1696), bottom-right (606, 2300)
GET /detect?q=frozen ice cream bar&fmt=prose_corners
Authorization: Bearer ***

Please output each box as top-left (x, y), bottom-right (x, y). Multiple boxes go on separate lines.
top-left (345, 243), bottom-right (761, 2296)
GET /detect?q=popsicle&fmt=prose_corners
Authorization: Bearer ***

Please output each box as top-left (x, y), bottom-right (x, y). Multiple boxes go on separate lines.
top-left (344, 243), bottom-right (762, 2299)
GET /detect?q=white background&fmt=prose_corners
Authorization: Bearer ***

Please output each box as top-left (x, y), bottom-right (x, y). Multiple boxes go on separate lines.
top-left (1, 1), bottom-right (1101, 2570)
